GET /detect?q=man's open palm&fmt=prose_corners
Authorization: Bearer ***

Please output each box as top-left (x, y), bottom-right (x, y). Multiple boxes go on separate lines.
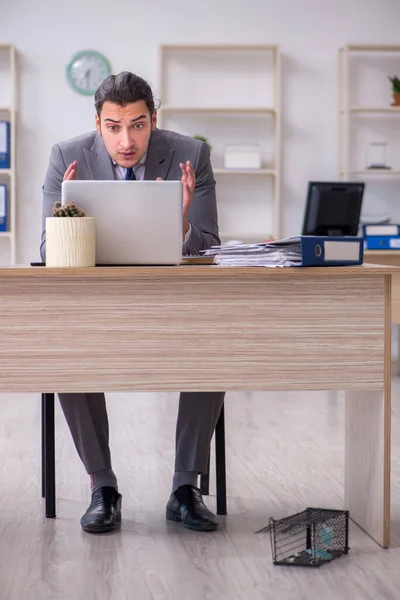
top-left (64, 161), bottom-right (77, 181)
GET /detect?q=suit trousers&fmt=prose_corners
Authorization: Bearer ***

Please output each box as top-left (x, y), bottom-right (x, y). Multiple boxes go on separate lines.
top-left (58, 392), bottom-right (225, 475)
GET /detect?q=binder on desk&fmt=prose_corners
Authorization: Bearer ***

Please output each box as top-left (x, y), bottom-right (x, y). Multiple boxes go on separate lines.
top-left (362, 224), bottom-right (400, 250)
top-left (202, 236), bottom-right (364, 267)
top-left (283, 236), bottom-right (364, 267)
top-left (0, 122), bottom-right (10, 169)
top-left (0, 185), bottom-right (7, 232)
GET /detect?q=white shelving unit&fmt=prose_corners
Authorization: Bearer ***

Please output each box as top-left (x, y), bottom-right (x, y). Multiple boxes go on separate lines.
top-left (338, 44), bottom-right (400, 181)
top-left (161, 106), bottom-right (276, 114)
top-left (213, 169), bottom-right (276, 176)
top-left (346, 107), bottom-right (400, 114)
top-left (0, 44), bottom-right (17, 264)
top-left (348, 170), bottom-right (400, 176)
top-left (158, 44), bottom-right (281, 243)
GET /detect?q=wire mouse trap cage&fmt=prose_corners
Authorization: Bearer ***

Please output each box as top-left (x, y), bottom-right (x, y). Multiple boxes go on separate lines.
top-left (256, 508), bottom-right (349, 567)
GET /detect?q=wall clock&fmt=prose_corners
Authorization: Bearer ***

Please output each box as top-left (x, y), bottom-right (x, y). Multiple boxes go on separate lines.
top-left (66, 50), bottom-right (111, 95)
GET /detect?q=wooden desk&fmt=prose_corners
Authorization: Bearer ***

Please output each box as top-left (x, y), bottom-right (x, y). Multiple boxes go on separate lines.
top-left (365, 251), bottom-right (400, 323)
top-left (365, 251), bottom-right (400, 374)
top-left (0, 264), bottom-right (395, 547)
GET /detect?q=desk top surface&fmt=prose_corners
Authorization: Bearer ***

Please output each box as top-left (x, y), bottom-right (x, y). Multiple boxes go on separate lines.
top-left (0, 263), bottom-right (398, 278)
top-left (365, 250), bottom-right (400, 257)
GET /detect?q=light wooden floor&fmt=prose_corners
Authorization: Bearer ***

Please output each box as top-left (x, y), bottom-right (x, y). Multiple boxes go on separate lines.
top-left (2, 382), bottom-right (400, 600)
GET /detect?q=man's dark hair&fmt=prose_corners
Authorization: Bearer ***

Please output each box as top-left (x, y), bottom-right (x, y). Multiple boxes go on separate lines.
top-left (95, 71), bottom-right (157, 116)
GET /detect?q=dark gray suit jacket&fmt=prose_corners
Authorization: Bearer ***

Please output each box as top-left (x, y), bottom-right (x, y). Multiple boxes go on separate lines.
top-left (40, 128), bottom-right (220, 261)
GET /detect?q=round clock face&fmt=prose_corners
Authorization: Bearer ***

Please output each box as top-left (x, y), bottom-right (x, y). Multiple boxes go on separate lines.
top-left (66, 50), bottom-right (111, 95)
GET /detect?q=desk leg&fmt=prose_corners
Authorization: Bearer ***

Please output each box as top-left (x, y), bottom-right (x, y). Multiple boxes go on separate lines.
top-left (397, 325), bottom-right (400, 377)
top-left (345, 327), bottom-right (392, 551)
top-left (345, 276), bottom-right (391, 547)
top-left (345, 390), bottom-right (390, 547)
top-left (44, 393), bottom-right (56, 518)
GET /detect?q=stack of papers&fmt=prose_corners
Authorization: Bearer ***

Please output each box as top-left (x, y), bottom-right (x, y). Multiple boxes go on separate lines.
top-left (202, 238), bottom-right (303, 268)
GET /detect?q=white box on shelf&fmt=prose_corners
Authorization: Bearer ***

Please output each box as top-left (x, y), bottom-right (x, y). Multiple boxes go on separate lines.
top-left (366, 142), bottom-right (391, 169)
top-left (224, 144), bottom-right (261, 170)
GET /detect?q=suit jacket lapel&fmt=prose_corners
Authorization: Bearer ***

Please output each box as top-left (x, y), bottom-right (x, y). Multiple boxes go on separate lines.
top-left (83, 133), bottom-right (115, 180)
top-left (144, 129), bottom-right (174, 181)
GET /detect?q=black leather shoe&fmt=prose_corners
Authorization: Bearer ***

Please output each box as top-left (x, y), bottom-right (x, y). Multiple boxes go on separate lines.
top-left (166, 485), bottom-right (218, 531)
top-left (80, 486), bottom-right (122, 533)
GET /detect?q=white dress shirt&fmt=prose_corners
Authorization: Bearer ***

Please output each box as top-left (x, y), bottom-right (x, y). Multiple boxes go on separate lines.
top-left (112, 154), bottom-right (191, 242)
top-left (112, 153), bottom-right (147, 182)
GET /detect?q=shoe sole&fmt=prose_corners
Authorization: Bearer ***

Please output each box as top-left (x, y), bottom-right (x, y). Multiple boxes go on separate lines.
top-left (166, 509), bottom-right (218, 531)
top-left (81, 512), bottom-right (121, 534)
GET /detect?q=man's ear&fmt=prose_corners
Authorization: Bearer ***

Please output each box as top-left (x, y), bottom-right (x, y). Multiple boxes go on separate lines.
top-left (95, 113), bottom-right (101, 135)
top-left (151, 111), bottom-right (157, 131)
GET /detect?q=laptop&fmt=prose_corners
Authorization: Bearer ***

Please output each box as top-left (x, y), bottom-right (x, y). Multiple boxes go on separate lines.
top-left (61, 180), bottom-right (183, 265)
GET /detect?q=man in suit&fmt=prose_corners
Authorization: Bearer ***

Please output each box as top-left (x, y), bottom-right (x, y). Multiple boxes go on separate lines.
top-left (41, 71), bottom-right (225, 534)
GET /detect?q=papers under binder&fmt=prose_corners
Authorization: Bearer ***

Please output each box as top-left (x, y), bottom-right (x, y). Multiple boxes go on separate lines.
top-left (201, 236), bottom-right (364, 267)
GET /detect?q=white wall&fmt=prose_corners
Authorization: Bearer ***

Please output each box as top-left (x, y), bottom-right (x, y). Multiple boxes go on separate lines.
top-left (1, 0), bottom-right (400, 262)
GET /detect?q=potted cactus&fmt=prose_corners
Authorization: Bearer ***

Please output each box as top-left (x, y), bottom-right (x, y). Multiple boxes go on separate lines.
top-left (389, 76), bottom-right (400, 106)
top-left (45, 201), bottom-right (96, 267)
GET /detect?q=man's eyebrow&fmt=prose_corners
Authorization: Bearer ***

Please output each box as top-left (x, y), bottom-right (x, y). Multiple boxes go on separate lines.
top-left (104, 115), bottom-right (147, 123)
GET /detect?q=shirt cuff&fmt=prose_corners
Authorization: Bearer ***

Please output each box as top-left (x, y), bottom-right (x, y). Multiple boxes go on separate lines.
top-left (184, 222), bottom-right (192, 243)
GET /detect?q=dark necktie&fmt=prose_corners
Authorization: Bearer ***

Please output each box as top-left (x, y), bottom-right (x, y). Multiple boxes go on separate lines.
top-left (125, 167), bottom-right (136, 180)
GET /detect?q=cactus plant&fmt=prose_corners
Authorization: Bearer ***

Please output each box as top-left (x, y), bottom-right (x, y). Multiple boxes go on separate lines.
top-left (52, 201), bottom-right (86, 217)
top-left (389, 76), bottom-right (400, 94)
top-left (389, 76), bottom-right (400, 106)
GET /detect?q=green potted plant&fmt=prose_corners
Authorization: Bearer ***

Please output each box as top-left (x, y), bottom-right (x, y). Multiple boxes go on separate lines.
top-left (388, 76), bottom-right (400, 106)
top-left (46, 201), bottom-right (96, 267)
top-left (193, 135), bottom-right (212, 153)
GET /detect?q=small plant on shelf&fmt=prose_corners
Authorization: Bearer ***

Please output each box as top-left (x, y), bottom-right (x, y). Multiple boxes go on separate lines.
top-left (388, 76), bottom-right (400, 106)
top-left (52, 201), bottom-right (86, 217)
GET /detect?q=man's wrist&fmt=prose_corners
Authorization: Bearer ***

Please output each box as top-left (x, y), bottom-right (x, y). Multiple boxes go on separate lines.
top-left (183, 220), bottom-right (191, 242)
top-left (183, 218), bottom-right (190, 239)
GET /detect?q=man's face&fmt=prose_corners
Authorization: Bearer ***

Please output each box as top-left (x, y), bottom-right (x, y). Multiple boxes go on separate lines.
top-left (95, 100), bottom-right (157, 168)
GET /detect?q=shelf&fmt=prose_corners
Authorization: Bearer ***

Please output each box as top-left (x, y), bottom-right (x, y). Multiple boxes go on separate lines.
top-left (344, 107), bottom-right (400, 114)
top-left (161, 44), bottom-right (279, 52)
top-left (0, 45), bottom-right (16, 265)
top-left (342, 44), bottom-right (400, 53)
top-left (160, 106), bottom-right (276, 115)
top-left (159, 43), bottom-right (281, 240)
top-left (214, 169), bottom-right (276, 176)
top-left (345, 170), bottom-right (400, 177)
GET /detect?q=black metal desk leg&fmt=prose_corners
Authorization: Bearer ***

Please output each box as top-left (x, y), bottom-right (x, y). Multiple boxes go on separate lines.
top-left (215, 404), bottom-right (227, 516)
top-left (44, 393), bottom-right (56, 518)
